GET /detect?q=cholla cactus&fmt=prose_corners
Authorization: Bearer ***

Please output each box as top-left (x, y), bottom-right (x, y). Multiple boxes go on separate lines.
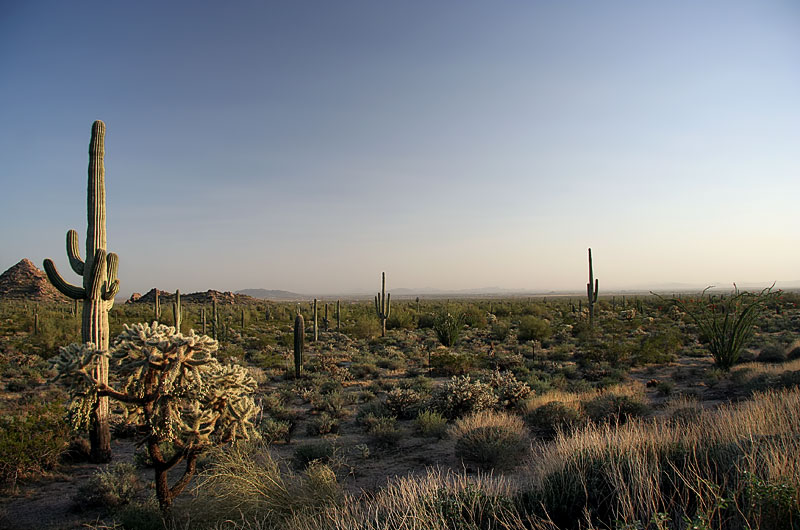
top-left (51, 322), bottom-right (259, 510)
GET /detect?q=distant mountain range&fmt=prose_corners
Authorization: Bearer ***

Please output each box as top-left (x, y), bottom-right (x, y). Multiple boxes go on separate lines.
top-left (235, 289), bottom-right (312, 301)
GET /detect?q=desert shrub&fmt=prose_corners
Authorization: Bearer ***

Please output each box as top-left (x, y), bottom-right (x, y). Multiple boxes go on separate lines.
top-left (0, 401), bottom-right (69, 486)
top-left (74, 463), bottom-right (141, 510)
top-left (114, 500), bottom-right (164, 530)
top-left (429, 350), bottom-right (477, 376)
top-left (461, 306), bottom-right (488, 329)
top-left (356, 399), bottom-right (394, 427)
top-left (788, 341), bottom-right (800, 361)
top-left (777, 371), bottom-right (800, 390)
top-left (386, 310), bottom-right (415, 330)
top-left (306, 413), bottom-right (340, 436)
top-left (758, 345), bottom-right (787, 364)
top-left (260, 418), bottom-right (291, 444)
top-left (345, 318), bottom-right (381, 339)
top-left (133, 441), bottom-right (176, 468)
top-left (583, 393), bottom-right (650, 424)
top-left (293, 440), bottom-right (335, 469)
top-left (417, 313), bottom-right (436, 329)
top-left (414, 410), bottom-right (449, 439)
top-left (490, 322), bottom-right (510, 341)
top-left (431, 375), bottom-right (498, 419)
top-left (525, 401), bottom-right (584, 439)
top-left (385, 387), bottom-right (424, 420)
top-left (517, 316), bottom-right (552, 342)
top-left (450, 411), bottom-right (528, 469)
top-left (349, 361), bottom-right (380, 379)
top-left (367, 416), bottom-right (402, 448)
top-left (633, 330), bottom-right (682, 365)
top-left (488, 370), bottom-right (532, 410)
top-left (433, 312), bottom-right (464, 347)
top-left (376, 357), bottom-right (404, 371)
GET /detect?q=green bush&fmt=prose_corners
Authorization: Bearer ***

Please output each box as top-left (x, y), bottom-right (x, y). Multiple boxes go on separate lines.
top-left (525, 401), bottom-right (583, 439)
top-left (757, 345), bottom-right (787, 364)
top-left (517, 316), bottom-right (552, 342)
top-left (417, 314), bottom-right (436, 329)
top-left (387, 310), bottom-right (416, 330)
top-left (293, 441), bottom-right (335, 469)
top-left (430, 350), bottom-right (477, 376)
top-left (260, 418), bottom-right (291, 444)
top-left (74, 463), bottom-right (142, 510)
top-left (583, 394), bottom-right (650, 425)
top-left (367, 416), bottom-right (402, 448)
top-left (490, 322), bottom-right (510, 341)
top-left (461, 306), bottom-right (488, 329)
top-left (0, 401), bottom-right (69, 485)
top-left (414, 410), bottom-right (449, 439)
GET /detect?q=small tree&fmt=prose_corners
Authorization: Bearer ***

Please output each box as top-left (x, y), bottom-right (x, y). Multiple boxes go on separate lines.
top-left (51, 322), bottom-right (260, 510)
top-left (668, 285), bottom-right (778, 370)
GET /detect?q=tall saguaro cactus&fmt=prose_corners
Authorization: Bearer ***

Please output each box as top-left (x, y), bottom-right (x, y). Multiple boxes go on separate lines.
top-left (313, 299), bottom-right (319, 341)
top-left (374, 272), bottom-right (391, 337)
top-left (43, 120), bottom-right (119, 463)
top-left (587, 248), bottom-right (599, 327)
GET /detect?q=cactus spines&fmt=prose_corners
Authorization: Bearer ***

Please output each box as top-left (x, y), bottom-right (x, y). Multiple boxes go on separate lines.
top-left (587, 248), bottom-right (599, 327)
top-left (374, 272), bottom-right (391, 337)
top-left (42, 120), bottom-right (117, 462)
top-left (294, 311), bottom-right (304, 378)
top-left (173, 289), bottom-right (182, 332)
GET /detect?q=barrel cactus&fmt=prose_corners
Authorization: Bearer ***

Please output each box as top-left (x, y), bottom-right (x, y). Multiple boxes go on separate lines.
top-left (43, 120), bottom-right (119, 462)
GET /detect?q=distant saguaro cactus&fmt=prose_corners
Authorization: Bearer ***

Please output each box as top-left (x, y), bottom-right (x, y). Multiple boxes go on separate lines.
top-left (201, 307), bottom-right (207, 335)
top-left (154, 290), bottom-right (160, 320)
top-left (587, 248), bottom-right (598, 327)
top-left (336, 299), bottom-right (341, 330)
top-left (294, 310), bottom-right (305, 378)
top-left (43, 120), bottom-right (119, 463)
top-left (313, 298), bottom-right (318, 341)
top-left (172, 289), bottom-right (182, 332)
top-left (212, 298), bottom-right (218, 340)
top-left (374, 272), bottom-right (391, 337)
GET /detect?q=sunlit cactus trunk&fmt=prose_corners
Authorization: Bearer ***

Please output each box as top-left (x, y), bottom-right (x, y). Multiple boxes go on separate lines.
top-left (43, 120), bottom-right (119, 462)
top-left (587, 248), bottom-right (598, 327)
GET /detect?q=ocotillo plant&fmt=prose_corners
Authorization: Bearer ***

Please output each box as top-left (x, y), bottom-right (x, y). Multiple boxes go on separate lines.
top-left (294, 310), bottom-right (304, 378)
top-left (587, 248), bottom-right (599, 327)
top-left (43, 120), bottom-right (119, 463)
top-left (173, 289), bottom-right (182, 332)
top-left (155, 290), bottom-right (160, 321)
top-left (313, 298), bottom-right (318, 341)
top-left (374, 272), bottom-right (391, 337)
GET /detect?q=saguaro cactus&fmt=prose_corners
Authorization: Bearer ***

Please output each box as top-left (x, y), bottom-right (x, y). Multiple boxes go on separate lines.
top-left (173, 289), bottom-right (182, 332)
top-left (154, 290), bottom-right (160, 320)
top-left (336, 299), bottom-right (341, 330)
top-left (374, 272), bottom-right (391, 337)
top-left (212, 298), bottom-right (218, 340)
top-left (313, 298), bottom-right (318, 341)
top-left (201, 307), bottom-right (207, 335)
top-left (587, 248), bottom-right (599, 327)
top-left (294, 310), bottom-right (305, 378)
top-left (43, 120), bottom-right (119, 463)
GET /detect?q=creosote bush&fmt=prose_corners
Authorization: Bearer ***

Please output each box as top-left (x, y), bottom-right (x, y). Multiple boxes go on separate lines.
top-left (414, 410), bottom-right (448, 439)
top-left (525, 401), bottom-right (584, 439)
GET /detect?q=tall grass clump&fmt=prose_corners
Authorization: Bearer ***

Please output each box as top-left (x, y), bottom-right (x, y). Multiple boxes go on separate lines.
top-left (519, 388), bottom-right (800, 529)
top-left (451, 411), bottom-right (529, 470)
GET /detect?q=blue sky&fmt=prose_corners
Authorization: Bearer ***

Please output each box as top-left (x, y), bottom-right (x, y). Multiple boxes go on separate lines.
top-left (1, 1), bottom-right (798, 296)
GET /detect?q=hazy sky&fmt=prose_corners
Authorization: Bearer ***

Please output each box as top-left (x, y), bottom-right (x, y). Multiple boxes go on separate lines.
top-left (1, 1), bottom-right (798, 296)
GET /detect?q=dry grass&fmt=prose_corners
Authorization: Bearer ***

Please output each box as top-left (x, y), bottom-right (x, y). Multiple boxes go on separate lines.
top-left (523, 381), bottom-right (646, 414)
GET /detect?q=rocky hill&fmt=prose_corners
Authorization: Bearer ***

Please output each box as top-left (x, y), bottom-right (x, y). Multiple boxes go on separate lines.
top-left (128, 288), bottom-right (258, 305)
top-left (0, 259), bottom-right (68, 302)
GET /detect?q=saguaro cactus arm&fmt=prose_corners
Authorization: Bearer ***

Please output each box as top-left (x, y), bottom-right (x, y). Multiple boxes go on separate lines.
top-left (43, 258), bottom-right (86, 299)
top-left (67, 229), bottom-right (85, 275)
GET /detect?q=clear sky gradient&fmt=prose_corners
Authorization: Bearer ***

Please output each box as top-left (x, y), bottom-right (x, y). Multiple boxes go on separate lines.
top-left (1, 1), bottom-right (798, 296)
